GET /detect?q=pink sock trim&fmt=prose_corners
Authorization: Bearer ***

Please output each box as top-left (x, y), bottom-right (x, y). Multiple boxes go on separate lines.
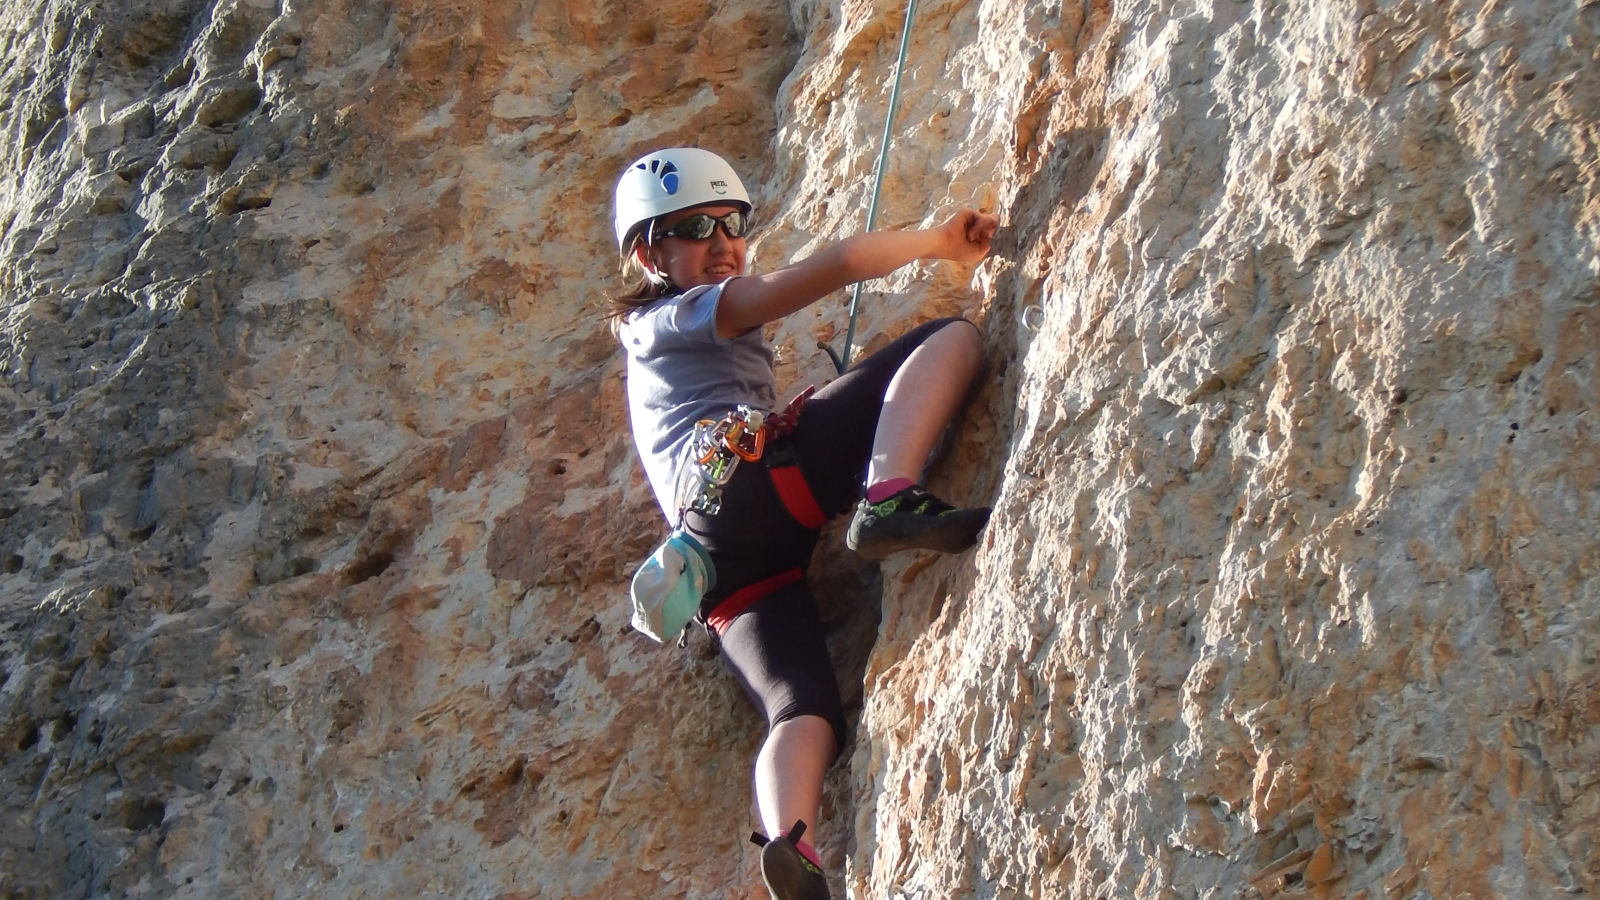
top-left (779, 831), bottom-right (823, 869)
top-left (866, 477), bottom-right (915, 503)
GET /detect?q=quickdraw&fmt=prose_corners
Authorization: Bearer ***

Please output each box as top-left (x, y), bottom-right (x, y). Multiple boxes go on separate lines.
top-left (675, 405), bottom-right (768, 518)
top-left (672, 388), bottom-right (817, 521)
top-left (699, 406), bottom-right (767, 464)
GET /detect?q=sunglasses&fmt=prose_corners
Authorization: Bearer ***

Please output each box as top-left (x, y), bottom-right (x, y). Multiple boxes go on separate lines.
top-left (654, 210), bottom-right (751, 242)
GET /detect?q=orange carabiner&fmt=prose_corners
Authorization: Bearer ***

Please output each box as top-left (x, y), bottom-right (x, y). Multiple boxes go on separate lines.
top-left (725, 425), bottom-right (766, 462)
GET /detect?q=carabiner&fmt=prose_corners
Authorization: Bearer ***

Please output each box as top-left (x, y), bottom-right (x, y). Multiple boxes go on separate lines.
top-left (724, 423), bottom-right (766, 462)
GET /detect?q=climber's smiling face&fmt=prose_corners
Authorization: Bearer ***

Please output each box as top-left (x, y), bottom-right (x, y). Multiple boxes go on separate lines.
top-left (636, 204), bottom-right (747, 290)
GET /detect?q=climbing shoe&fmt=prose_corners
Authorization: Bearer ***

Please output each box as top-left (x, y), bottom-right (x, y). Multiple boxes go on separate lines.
top-left (753, 822), bottom-right (831, 900)
top-left (846, 485), bottom-right (991, 560)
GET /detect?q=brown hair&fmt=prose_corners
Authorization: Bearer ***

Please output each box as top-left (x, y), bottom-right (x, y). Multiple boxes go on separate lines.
top-left (605, 235), bottom-right (675, 327)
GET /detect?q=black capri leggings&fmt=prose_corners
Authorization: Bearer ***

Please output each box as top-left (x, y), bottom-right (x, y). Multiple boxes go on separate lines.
top-left (683, 317), bottom-right (975, 755)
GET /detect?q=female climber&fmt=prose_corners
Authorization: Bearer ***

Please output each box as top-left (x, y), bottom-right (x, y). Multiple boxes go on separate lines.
top-left (611, 147), bottom-right (996, 900)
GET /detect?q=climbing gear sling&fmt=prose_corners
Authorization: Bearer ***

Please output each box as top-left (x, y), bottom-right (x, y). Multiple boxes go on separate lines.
top-left (819, 0), bottom-right (919, 374)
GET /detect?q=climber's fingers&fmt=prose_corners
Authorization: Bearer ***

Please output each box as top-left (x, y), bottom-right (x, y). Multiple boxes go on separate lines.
top-left (966, 210), bottom-right (998, 246)
top-left (939, 208), bottom-right (997, 263)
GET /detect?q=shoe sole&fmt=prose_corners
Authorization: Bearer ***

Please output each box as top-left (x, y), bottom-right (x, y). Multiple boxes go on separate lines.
top-left (760, 840), bottom-right (831, 900)
top-left (848, 508), bottom-right (991, 560)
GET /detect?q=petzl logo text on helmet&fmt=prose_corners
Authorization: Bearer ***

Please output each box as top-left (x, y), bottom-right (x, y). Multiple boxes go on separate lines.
top-left (710, 180), bottom-right (729, 195)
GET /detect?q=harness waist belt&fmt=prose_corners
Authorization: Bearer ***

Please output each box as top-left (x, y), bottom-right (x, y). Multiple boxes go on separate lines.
top-left (705, 567), bottom-right (803, 636)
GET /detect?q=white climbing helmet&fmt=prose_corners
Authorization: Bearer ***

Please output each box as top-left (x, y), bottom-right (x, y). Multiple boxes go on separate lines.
top-left (613, 147), bottom-right (752, 252)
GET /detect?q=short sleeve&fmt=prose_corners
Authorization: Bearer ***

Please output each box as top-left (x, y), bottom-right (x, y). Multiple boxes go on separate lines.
top-left (618, 277), bottom-right (776, 517)
top-left (629, 282), bottom-right (729, 347)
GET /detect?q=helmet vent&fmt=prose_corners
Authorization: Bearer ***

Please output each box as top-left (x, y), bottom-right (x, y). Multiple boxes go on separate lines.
top-left (659, 161), bottom-right (679, 194)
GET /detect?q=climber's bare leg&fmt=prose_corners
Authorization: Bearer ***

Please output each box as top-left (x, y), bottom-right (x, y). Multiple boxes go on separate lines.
top-left (755, 714), bottom-right (835, 839)
top-left (867, 320), bottom-right (983, 485)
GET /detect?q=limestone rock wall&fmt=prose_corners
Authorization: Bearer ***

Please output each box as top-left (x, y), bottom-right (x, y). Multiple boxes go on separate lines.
top-left (0, 1), bottom-right (1595, 899)
top-left (836, 2), bottom-right (1600, 899)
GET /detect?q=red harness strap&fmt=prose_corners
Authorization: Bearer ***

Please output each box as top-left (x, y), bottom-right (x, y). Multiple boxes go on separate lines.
top-left (705, 567), bottom-right (803, 636)
top-left (765, 449), bottom-right (828, 529)
top-left (762, 386), bottom-right (828, 530)
top-left (700, 389), bottom-right (825, 636)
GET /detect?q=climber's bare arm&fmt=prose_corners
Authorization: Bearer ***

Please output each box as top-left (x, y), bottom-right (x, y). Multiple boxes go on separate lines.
top-left (715, 209), bottom-right (997, 339)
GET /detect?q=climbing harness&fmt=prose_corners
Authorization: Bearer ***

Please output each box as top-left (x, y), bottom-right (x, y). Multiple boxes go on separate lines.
top-left (633, 403), bottom-right (778, 645)
top-left (705, 568), bottom-right (805, 636)
top-left (672, 388), bottom-right (820, 524)
top-left (762, 439), bottom-right (828, 530)
top-left (656, 389), bottom-right (829, 639)
top-left (819, 0), bottom-right (920, 374)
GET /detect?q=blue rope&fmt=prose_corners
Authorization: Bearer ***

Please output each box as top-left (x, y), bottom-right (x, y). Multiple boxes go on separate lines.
top-left (821, 0), bottom-right (918, 375)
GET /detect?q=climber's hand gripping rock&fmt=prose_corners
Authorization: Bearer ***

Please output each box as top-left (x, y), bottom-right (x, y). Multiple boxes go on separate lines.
top-left (935, 208), bottom-right (998, 265)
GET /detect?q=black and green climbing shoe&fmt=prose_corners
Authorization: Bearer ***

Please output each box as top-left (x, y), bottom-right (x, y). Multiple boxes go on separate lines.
top-left (845, 485), bottom-right (991, 560)
top-left (754, 823), bottom-right (831, 900)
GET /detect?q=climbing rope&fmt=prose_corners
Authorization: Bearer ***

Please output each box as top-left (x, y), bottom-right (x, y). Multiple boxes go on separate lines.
top-left (819, 0), bottom-right (919, 375)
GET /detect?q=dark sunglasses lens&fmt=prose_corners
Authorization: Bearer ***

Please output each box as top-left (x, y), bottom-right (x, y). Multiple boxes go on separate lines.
top-left (677, 215), bottom-right (717, 240)
top-left (665, 212), bottom-right (749, 240)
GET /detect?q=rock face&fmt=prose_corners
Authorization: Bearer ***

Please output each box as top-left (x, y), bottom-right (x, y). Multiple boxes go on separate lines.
top-left (0, 0), bottom-right (1595, 898)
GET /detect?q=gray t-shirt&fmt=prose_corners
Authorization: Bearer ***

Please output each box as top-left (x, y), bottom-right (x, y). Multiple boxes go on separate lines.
top-left (620, 280), bottom-right (777, 519)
